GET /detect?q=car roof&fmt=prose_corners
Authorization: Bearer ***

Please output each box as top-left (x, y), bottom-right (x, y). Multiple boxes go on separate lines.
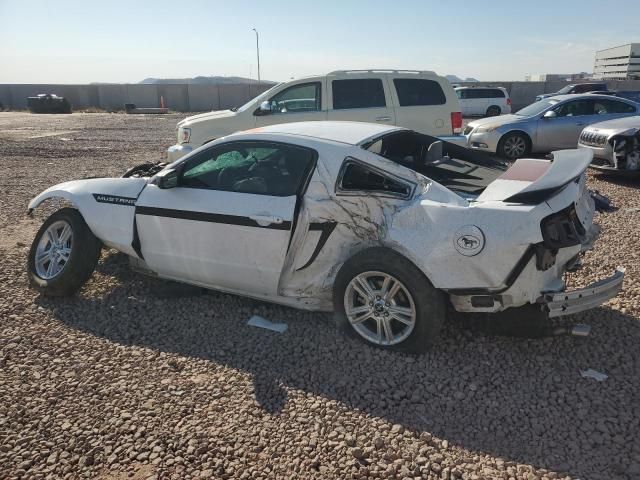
top-left (455, 86), bottom-right (506, 90)
top-left (547, 94), bottom-right (634, 102)
top-left (240, 121), bottom-right (405, 145)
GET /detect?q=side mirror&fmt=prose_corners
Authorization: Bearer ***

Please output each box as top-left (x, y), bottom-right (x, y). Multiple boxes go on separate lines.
top-left (254, 100), bottom-right (272, 116)
top-left (155, 168), bottom-right (179, 189)
top-left (543, 110), bottom-right (557, 119)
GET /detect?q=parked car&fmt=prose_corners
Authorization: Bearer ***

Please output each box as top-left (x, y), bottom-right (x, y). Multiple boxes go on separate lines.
top-left (578, 115), bottom-right (640, 173)
top-left (454, 86), bottom-right (511, 117)
top-left (27, 121), bottom-right (623, 352)
top-left (535, 83), bottom-right (607, 102)
top-left (27, 94), bottom-right (72, 114)
top-left (167, 70), bottom-right (463, 161)
top-left (464, 94), bottom-right (638, 159)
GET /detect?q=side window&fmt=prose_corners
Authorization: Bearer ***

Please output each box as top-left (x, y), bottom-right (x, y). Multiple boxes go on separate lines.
top-left (180, 142), bottom-right (316, 196)
top-left (337, 158), bottom-right (414, 198)
top-left (269, 82), bottom-right (321, 114)
top-left (393, 79), bottom-right (446, 106)
top-left (554, 100), bottom-right (593, 117)
top-left (332, 79), bottom-right (386, 110)
top-left (455, 90), bottom-right (464, 99)
top-left (594, 99), bottom-right (635, 114)
top-left (490, 89), bottom-right (506, 98)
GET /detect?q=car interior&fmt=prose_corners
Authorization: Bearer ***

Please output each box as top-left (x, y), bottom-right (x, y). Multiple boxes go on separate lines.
top-left (362, 130), bottom-right (507, 195)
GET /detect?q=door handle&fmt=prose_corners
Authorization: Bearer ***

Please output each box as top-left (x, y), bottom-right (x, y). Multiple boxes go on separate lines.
top-left (375, 116), bottom-right (391, 122)
top-left (249, 214), bottom-right (283, 226)
top-left (576, 122), bottom-right (586, 126)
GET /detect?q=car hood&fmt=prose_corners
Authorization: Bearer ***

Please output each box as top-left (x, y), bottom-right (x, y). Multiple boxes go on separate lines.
top-left (476, 149), bottom-right (593, 203)
top-left (178, 109), bottom-right (238, 127)
top-left (583, 115), bottom-right (640, 132)
top-left (467, 114), bottom-right (525, 129)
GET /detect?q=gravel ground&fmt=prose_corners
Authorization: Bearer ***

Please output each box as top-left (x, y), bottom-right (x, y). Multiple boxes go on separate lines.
top-left (0, 112), bottom-right (639, 480)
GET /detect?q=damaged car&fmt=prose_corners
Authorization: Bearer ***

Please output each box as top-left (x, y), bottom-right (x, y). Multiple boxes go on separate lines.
top-left (27, 121), bottom-right (624, 352)
top-left (578, 115), bottom-right (640, 174)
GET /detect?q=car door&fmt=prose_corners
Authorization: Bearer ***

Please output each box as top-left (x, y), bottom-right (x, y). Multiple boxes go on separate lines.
top-left (134, 141), bottom-right (316, 296)
top-left (254, 81), bottom-right (327, 127)
top-left (537, 99), bottom-right (596, 149)
top-left (456, 89), bottom-right (469, 115)
top-left (464, 89), bottom-right (487, 116)
top-left (326, 76), bottom-right (395, 125)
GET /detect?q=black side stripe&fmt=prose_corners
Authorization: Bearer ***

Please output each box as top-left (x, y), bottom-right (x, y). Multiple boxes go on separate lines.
top-left (135, 206), bottom-right (292, 231)
top-left (296, 222), bottom-right (337, 271)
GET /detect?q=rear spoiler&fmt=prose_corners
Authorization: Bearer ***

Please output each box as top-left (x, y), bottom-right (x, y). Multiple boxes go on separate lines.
top-left (476, 149), bottom-right (593, 203)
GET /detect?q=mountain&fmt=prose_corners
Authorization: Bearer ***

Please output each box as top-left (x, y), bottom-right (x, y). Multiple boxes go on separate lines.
top-left (139, 76), bottom-right (277, 85)
top-left (446, 75), bottom-right (479, 83)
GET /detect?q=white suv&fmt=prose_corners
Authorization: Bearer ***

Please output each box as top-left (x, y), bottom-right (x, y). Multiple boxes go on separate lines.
top-left (167, 70), bottom-right (462, 161)
top-left (455, 86), bottom-right (511, 117)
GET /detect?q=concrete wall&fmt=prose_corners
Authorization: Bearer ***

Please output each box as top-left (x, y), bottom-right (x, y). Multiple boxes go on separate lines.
top-left (457, 80), bottom-right (640, 111)
top-left (0, 83), bottom-right (272, 112)
top-left (2, 80), bottom-right (640, 113)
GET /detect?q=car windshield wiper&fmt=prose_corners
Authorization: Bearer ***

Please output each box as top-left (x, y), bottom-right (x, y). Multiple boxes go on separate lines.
top-left (230, 107), bottom-right (238, 112)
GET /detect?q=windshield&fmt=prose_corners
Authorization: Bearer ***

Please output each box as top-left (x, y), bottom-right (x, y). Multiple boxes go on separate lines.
top-left (233, 83), bottom-right (283, 112)
top-left (556, 85), bottom-right (575, 94)
top-left (515, 99), bottom-right (559, 117)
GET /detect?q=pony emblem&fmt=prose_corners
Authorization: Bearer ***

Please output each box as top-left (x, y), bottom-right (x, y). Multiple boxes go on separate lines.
top-left (453, 226), bottom-right (485, 256)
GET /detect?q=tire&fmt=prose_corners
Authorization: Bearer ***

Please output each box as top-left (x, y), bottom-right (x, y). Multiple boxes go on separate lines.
top-left (27, 208), bottom-right (101, 296)
top-left (333, 248), bottom-right (445, 353)
top-left (486, 105), bottom-right (501, 117)
top-left (498, 132), bottom-right (530, 160)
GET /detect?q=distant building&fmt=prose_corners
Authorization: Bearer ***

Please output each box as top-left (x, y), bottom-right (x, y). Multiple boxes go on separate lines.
top-left (594, 43), bottom-right (640, 80)
top-left (525, 72), bottom-right (591, 82)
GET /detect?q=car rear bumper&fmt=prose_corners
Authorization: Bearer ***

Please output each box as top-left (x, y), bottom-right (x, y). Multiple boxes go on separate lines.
top-left (541, 267), bottom-right (625, 317)
top-left (167, 144), bottom-right (193, 162)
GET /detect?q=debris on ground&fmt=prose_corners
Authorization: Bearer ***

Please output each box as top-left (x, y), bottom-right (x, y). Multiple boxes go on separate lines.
top-left (580, 369), bottom-right (609, 382)
top-left (591, 190), bottom-right (616, 212)
top-left (247, 315), bottom-right (288, 333)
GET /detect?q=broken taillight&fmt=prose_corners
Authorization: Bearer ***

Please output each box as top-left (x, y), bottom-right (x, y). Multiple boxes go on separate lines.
top-left (451, 112), bottom-right (462, 134)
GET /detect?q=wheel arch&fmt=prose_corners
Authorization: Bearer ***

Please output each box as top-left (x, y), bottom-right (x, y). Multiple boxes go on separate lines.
top-left (332, 243), bottom-right (438, 290)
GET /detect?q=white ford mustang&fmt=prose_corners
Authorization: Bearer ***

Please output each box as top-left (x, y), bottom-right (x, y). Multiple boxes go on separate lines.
top-left (27, 121), bottom-right (624, 352)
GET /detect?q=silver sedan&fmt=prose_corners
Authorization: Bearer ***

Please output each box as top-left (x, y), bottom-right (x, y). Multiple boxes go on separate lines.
top-left (464, 94), bottom-right (638, 160)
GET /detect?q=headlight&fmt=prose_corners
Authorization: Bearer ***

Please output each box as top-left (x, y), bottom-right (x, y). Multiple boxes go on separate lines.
top-left (475, 124), bottom-right (499, 133)
top-left (179, 127), bottom-right (191, 144)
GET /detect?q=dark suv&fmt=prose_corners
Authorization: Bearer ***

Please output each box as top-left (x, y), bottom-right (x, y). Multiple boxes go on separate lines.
top-left (535, 83), bottom-right (607, 101)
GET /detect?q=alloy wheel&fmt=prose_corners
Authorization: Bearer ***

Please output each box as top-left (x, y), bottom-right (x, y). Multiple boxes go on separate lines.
top-left (503, 135), bottom-right (527, 159)
top-left (343, 271), bottom-right (416, 346)
top-left (34, 220), bottom-right (73, 279)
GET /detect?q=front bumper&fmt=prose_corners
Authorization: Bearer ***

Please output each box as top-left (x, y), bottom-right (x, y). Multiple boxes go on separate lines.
top-left (464, 130), bottom-right (501, 153)
top-left (167, 144), bottom-right (193, 162)
top-left (578, 142), bottom-right (612, 161)
top-left (541, 267), bottom-right (625, 317)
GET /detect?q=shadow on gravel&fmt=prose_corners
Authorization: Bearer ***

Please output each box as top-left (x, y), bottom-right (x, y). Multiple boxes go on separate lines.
top-left (37, 251), bottom-right (640, 480)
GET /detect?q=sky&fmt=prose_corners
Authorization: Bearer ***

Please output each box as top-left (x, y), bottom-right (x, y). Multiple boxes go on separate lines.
top-left (1, 0), bottom-right (639, 84)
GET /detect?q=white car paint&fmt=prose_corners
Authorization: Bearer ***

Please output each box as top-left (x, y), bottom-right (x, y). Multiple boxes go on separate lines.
top-left (455, 86), bottom-right (511, 117)
top-left (31, 121), bottom-right (623, 318)
top-left (167, 70), bottom-right (462, 162)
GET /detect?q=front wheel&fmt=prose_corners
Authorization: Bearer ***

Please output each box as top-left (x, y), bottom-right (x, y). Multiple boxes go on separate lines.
top-left (333, 248), bottom-right (445, 353)
top-left (498, 132), bottom-right (530, 160)
top-left (28, 208), bottom-right (101, 296)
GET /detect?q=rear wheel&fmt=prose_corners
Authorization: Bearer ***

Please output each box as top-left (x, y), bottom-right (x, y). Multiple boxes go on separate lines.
top-left (486, 105), bottom-right (501, 117)
top-left (28, 208), bottom-right (101, 296)
top-left (498, 132), bottom-right (530, 160)
top-left (334, 248), bottom-right (445, 353)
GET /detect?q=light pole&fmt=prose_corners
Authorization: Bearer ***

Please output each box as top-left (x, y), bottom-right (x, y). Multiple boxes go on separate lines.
top-left (252, 28), bottom-right (261, 86)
